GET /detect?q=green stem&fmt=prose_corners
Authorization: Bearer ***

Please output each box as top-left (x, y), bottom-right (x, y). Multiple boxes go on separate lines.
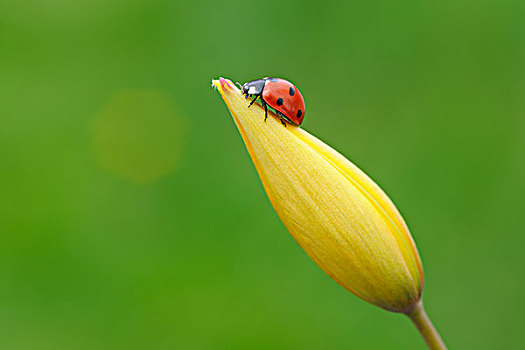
top-left (405, 301), bottom-right (447, 350)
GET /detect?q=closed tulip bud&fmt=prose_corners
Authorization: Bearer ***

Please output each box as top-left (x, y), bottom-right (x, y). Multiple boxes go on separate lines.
top-left (213, 77), bottom-right (446, 349)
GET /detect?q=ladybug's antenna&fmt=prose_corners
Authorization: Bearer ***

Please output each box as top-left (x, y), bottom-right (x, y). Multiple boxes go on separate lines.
top-left (235, 82), bottom-right (243, 90)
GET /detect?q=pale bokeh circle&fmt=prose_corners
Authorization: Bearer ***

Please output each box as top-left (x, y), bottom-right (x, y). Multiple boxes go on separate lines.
top-left (92, 90), bottom-right (186, 184)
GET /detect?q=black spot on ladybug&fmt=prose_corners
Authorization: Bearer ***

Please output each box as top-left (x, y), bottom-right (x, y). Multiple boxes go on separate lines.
top-left (289, 87), bottom-right (295, 96)
top-left (297, 109), bottom-right (302, 118)
top-left (276, 98), bottom-right (284, 106)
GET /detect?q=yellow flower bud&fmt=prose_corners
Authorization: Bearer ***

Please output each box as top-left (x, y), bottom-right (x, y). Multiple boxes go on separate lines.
top-left (213, 77), bottom-right (423, 313)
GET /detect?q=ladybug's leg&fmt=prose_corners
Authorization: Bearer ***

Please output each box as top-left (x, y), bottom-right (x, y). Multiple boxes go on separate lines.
top-left (248, 94), bottom-right (259, 107)
top-left (275, 111), bottom-right (287, 127)
top-left (263, 101), bottom-right (268, 121)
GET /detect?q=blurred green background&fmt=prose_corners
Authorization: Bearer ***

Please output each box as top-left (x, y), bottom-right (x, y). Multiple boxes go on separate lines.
top-left (1, 0), bottom-right (524, 349)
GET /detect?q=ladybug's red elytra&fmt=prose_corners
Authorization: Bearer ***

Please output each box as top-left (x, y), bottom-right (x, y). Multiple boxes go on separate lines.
top-left (240, 77), bottom-right (305, 126)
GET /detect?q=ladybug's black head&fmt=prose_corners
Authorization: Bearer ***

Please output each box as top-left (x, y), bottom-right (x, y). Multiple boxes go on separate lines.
top-left (241, 79), bottom-right (266, 96)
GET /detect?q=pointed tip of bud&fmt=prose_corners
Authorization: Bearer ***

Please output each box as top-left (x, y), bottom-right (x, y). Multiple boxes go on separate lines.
top-left (212, 77), bottom-right (235, 94)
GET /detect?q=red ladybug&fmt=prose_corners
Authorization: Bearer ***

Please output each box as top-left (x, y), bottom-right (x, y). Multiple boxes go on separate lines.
top-left (240, 77), bottom-right (305, 126)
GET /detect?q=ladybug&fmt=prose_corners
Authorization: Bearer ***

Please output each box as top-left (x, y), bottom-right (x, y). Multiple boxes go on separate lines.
top-left (239, 77), bottom-right (305, 126)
